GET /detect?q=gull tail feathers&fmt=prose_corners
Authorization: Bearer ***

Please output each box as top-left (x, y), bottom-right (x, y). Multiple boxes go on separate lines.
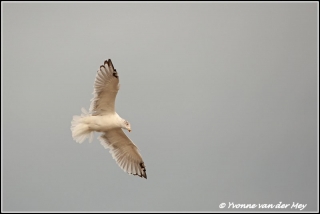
top-left (71, 108), bottom-right (94, 143)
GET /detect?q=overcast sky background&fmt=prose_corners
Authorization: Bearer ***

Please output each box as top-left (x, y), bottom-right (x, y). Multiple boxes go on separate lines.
top-left (2, 2), bottom-right (318, 212)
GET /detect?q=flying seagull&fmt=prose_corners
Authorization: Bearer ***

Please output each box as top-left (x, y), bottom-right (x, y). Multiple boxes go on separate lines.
top-left (71, 59), bottom-right (147, 179)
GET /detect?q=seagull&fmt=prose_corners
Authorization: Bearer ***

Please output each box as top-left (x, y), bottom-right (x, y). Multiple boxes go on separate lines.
top-left (71, 59), bottom-right (147, 179)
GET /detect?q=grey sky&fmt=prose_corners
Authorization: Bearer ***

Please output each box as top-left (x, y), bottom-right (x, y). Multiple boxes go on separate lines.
top-left (2, 2), bottom-right (318, 212)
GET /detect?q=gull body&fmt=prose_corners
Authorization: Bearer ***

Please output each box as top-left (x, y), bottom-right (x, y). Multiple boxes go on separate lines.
top-left (81, 113), bottom-right (125, 132)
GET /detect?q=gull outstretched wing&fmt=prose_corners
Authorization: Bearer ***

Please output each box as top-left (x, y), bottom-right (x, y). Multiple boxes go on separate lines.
top-left (99, 129), bottom-right (147, 179)
top-left (89, 59), bottom-right (119, 115)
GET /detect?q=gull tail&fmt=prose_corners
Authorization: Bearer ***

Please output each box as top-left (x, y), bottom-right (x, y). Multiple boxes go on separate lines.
top-left (71, 108), bottom-right (94, 143)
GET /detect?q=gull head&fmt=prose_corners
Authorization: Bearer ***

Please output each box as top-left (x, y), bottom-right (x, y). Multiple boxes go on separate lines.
top-left (122, 120), bottom-right (131, 132)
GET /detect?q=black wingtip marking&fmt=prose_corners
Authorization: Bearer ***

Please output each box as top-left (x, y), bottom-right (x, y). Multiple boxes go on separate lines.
top-left (103, 59), bottom-right (113, 68)
top-left (132, 173), bottom-right (147, 179)
top-left (140, 162), bottom-right (147, 179)
top-left (106, 59), bottom-right (113, 68)
top-left (129, 162), bottom-right (147, 179)
top-left (113, 72), bottom-right (118, 79)
top-left (140, 162), bottom-right (146, 171)
top-left (102, 59), bottom-right (118, 79)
